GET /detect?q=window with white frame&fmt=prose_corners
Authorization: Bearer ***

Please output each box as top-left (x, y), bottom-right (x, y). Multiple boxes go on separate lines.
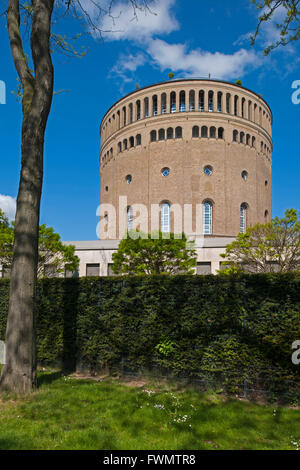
top-left (202, 201), bottom-right (212, 234)
top-left (160, 202), bottom-right (170, 232)
top-left (240, 203), bottom-right (248, 233)
top-left (127, 206), bottom-right (133, 230)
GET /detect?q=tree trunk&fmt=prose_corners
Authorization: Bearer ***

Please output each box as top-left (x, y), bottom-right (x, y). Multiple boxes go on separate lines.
top-left (0, 0), bottom-right (54, 393)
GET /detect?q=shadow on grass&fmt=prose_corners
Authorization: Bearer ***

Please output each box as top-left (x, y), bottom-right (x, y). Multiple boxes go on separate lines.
top-left (37, 370), bottom-right (63, 387)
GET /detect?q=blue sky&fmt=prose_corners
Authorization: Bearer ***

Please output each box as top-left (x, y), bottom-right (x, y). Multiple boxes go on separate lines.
top-left (0, 0), bottom-right (299, 240)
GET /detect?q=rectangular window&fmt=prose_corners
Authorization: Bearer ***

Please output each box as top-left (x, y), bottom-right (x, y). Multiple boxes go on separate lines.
top-left (86, 263), bottom-right (100, 276)
top-left (196, 262), bottom-right (211, 275)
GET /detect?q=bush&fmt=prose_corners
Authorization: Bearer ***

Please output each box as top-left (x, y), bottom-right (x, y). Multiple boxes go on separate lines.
top-left (0, 274), bottom-right (299, 396)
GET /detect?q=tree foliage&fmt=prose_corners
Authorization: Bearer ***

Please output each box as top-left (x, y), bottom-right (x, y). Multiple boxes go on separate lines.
top-left (220, 209), bottom-right (300, 273)
top-left (1, 0), bottom-right (153, 392)
top-left (0, 211), bottom-right (78, 278)
top-left (250, 0), bottom-right (300, 54)
top-left (112, 231), bottom-right (197, 275)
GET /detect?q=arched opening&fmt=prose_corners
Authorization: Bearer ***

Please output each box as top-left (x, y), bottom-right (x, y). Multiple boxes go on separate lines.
top-left (158, 128), bottom-right (165, 141)
top-left (233, 130), bottom-right (238, 142)
top-left (123, 138), bottom-right (128, 150)
top-left (129, 103), bottom-right (133, 123)
top-left (129, 136), bottom-right (134, 148)
top-left (240, 131), bottom-right (245, 144)
top-left (179, 91), bottom-right (185, 112)
top-left (150, 130), bottom-right (157, 142)
top-left (127, 206), bottom-right (133, 231)
top-left (241, 98), bottom-right (245, 118)
top-left (189, 90), bottom-right (195, 111)
top-left (118, 142), bottom-right (122, 153)
top-left (234, 95), bottom-right (238, 116)
top-left (175, 126), bottom-right (182, 138)
top-left (192, 126), bottom-right (199, 138)
top-left (199, 90), bottom-right (204, 111)
top-left (161, 93), bottom-right (167, 114)
top-left (226, 93), bottom-right (231, 113)
top-left (136, 134), bottom-right (141, 146)
top-left (152, 95), bottom-right (158, 116)
top-left (210, 126), bottom-right (216, 139)
top-left (208, 90), bottom-right (214, 112)
top-left (217, 91), bottom-right (222, 112)
top-left (144, 97), bottom-right (149, 118)
top-left (240, 203), bottom-right (248, 233)
top-left (201, 126), bottom-right (208, 138)
top-left (167, 127), bottom-right (174, 139)
top-left (136, 100), bottom-right (141, 120)
top-left (170, 91), bottom-right (176, 113)
top-left (218, 127), bottom-right (224, 139)
top-left (160, 201), bottom-right (170, 233)
top-left (202, 200), bottom-right (213, 235)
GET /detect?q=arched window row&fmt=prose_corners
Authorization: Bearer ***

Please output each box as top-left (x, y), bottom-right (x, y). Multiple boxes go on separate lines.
top-left (260, 140), bottom-right (271, 157)
top-left (101, 147), bottom-right (113, 166)
top-left (101, 88), bottom-right (271, 142)
top-left (192, 126), bottom-right (224, 139)
top-left (117, 134), bottom-right (142, 153)
top-left (150, 126), bottom-right (183, 142)
top-left (233, 129), bottom-right (257, 148)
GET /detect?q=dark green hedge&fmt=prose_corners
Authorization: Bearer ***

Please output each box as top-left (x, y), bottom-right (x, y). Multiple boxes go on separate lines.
top-left (0, 274), bottom-right (299, 397)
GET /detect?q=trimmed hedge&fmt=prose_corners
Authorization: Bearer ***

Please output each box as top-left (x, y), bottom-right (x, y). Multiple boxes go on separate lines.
top-left (0, 274), bottom-right (300, 397)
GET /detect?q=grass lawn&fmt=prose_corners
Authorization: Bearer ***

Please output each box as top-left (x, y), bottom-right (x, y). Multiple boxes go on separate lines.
top-left (0, 370), bottom-right (299, 450)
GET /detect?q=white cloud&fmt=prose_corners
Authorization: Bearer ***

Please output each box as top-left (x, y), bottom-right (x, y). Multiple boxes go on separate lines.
top-left (0, 194), bottom-right (16, 222)
top-left (89, 0), bottom-right (179, 41)
top-left (147, 39), bottom-right (261, 80)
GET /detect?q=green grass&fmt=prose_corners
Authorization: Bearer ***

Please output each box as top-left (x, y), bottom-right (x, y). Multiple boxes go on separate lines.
top-left (0, 370), bottom-right (299, 450)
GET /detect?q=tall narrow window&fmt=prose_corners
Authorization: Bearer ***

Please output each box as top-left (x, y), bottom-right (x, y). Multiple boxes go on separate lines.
top-left (158, 128), bottom-right (165, 141)
top-left (226, 93), bottom-right (231, 113)
top-left (234, 95), bottom-right (238, 116)
top-left (129, 103), bottom-right (133, 123)
top-left (208, 90), bottom-right (214, 112)
top-left (136, 134), bottom-right (141, 146)
top-left (175, 126), bottom-right (182, 138)
top-left (241, 98), bottom-right (245, 118)
top-left (202, 201), bottom-right (212, 235)
top-left (201, 126), bottom-right (208, 138)
top-left (122, 107), bottom-right (126, 126)
top-left (217, 92), bottom-right (222, 112)
top-left (136, 100), bottom-right (141, 120)
top-left (218, 127), bottom-right (224, 139)
top-left (161, 93), bottom-right (167, 114)
top-left (210, 126), bottom-right (216, 139)
top-left (189, 90), bottom-right (195, 111)
top-left (150, 130), bottom-right (157, 142)
top-left (192, 126), bottom-right (199, 138)
top-left (233, 130), bottom-right (238, 142)
top-left (170, 91), bottom-right (176, 113)
top-left (127, 206), bottom-right (133, 231)
top-left (240, 203), bottom-right (248, 233)
top-left (160, 202), bottom-right (170, 232)
top-left (144, 97), bottom-right (149, 118)
top-left (179, 90), bottom-right (185, 112)
top-left (152, 95), bottom-right (158, 116)
top-left (167, 127), bottom-right (173, 139)
top-left (199, 90), bottom-right (204, 111)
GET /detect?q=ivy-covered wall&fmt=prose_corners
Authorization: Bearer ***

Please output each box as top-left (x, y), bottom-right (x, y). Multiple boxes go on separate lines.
top-left (0, 274), bottom-right (299, 396)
